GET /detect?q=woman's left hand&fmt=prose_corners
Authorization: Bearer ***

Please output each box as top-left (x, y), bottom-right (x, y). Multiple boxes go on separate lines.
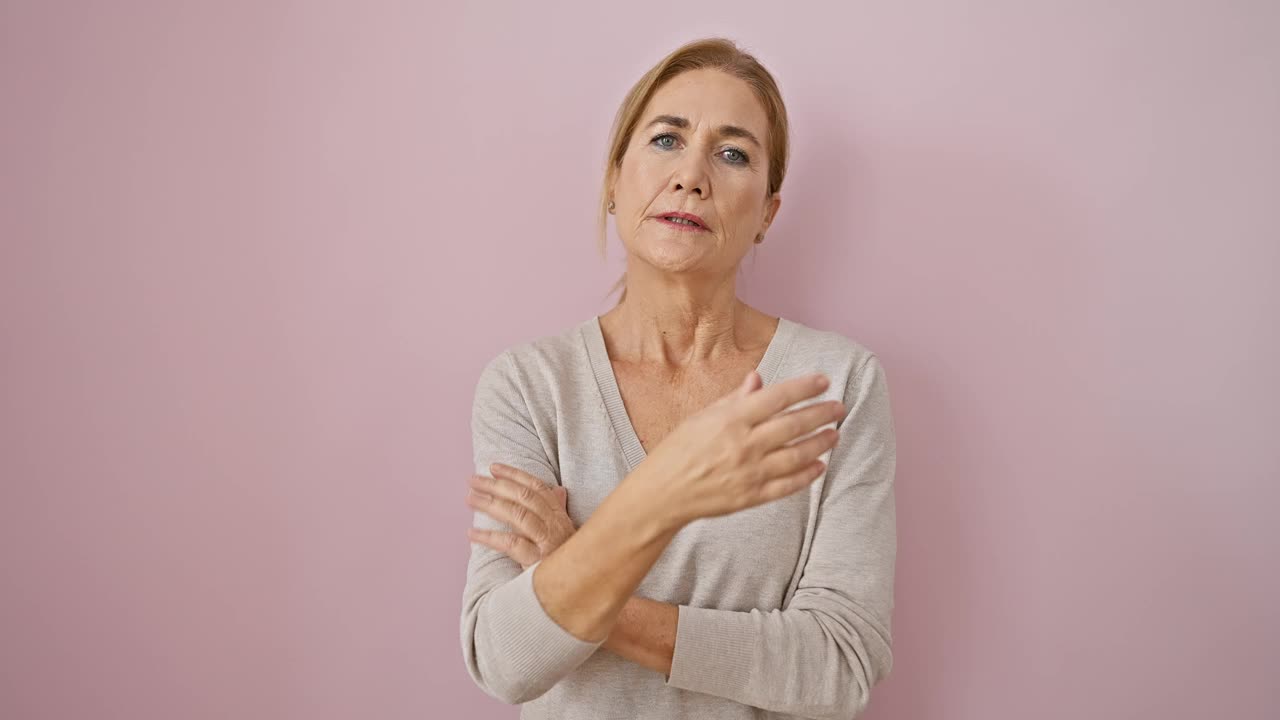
top-left (465, 462), bottom-right (577, 569)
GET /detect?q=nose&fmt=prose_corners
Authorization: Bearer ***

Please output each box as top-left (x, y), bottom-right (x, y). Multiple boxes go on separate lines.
top-left (669, 152), bottom-right (710, 199)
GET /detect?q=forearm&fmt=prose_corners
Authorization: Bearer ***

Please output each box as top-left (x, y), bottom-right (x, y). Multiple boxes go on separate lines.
top-left (532, 473), bottom-right (685, 643)
top-left (602, 595), bottom-right (679, 675)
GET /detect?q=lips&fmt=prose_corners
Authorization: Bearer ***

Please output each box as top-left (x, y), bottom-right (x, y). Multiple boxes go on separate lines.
top-left (653, 211), bottom-right (709, 231)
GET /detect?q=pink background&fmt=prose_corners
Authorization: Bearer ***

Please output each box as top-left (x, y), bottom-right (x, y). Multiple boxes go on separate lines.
top-left (3, 1), bottom-right (1277, 718)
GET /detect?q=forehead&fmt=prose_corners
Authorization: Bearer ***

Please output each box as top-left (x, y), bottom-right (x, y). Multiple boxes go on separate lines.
top-left (642, 68), bottom-right (769, 135)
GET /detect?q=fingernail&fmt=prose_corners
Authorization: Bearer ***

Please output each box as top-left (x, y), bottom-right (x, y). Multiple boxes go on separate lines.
top-left (816, 375), bottom-right (829, 389)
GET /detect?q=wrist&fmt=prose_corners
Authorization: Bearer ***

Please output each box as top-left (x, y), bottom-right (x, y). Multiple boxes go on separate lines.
top-left (615, 467), bottom-right (691, 537)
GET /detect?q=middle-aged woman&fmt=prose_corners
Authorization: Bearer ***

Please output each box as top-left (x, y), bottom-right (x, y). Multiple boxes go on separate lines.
top-left (459, 37), bottom-right (897, 720)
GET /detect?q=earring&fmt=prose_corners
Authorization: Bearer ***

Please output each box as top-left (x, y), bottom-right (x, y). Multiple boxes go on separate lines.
top-left (608, 200), bottom-right (615, 214)
top-left (755, 233), bottom-right (764, 244)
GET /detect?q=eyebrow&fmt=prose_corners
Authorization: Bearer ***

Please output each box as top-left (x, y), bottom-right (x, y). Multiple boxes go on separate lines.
top-left (645, 114), bottom-right (762, 148)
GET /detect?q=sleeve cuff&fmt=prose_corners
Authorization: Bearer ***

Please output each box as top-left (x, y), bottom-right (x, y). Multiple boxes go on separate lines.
top-left (483, 560), bottom-right (605, 686)
top-left (664, 604), bottom-right (758, 698)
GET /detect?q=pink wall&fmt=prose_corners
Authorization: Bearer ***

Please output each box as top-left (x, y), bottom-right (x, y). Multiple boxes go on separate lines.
top-left (3, 1), bottom-right (1277, 718)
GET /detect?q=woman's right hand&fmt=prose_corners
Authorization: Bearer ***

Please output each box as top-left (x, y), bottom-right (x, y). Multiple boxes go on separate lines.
top-left (634, 369), bottom-right (845, 525)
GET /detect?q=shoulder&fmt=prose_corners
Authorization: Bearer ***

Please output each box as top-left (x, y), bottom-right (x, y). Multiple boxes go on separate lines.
top-left (473, 317), bottom-right (592, 399)
top-left (778, 317), bottom-right (891, 416)
top-left (778, 319), bottom-right (895, 448)
top-left (504, 319), bottom-right (589, 371)
top-left (782, 317), bottom-right (884, 381)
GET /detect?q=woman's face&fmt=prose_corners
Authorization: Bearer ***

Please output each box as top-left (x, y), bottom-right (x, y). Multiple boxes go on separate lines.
top-left (610, 68), bottom-right (781, 280)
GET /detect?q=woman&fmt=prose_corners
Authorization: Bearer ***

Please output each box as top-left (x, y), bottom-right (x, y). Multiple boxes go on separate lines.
top-left (459, 38), bottom-right (897, 720)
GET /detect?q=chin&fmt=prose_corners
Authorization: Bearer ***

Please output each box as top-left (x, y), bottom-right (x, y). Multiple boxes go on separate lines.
top-left (640, 245), bottom-right (713, 274)
top-left (623, 227), bottom-right (720, 267)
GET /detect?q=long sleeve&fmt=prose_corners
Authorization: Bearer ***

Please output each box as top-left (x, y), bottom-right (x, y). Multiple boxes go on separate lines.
top-left (662, 354), bottom-right (898, 720)
top-left (459, 350), bottom-right (605, 705)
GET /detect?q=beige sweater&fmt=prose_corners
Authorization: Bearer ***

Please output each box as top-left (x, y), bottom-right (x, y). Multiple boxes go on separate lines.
top-left (459, 314), bottom-right (897, 720)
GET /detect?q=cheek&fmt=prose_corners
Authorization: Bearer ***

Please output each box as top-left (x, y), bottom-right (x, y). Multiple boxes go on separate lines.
top-left (719, 168), bottom-right (767, 200)
top-left (621, 159), bottom-right (666, 194)
top-left (622, 145), bottom-right (676, 181)
top-left (719, 186), bottom-right (766, 228)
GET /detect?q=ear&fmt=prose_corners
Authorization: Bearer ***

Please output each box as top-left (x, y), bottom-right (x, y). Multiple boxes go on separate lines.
top-left (760, 193), bottom-right (782, 234)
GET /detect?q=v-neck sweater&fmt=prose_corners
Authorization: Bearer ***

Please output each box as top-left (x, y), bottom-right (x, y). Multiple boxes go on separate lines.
top-left (586, 315), bottom-right (797, 473)
top-left (460, 314), bottom-right (898, 720)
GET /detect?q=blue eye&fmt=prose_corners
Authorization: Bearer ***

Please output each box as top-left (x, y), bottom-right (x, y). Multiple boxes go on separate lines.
top-left (650, 133), bottom-right (749, 166)
top-left (651, 133), bottom-right (677, 149)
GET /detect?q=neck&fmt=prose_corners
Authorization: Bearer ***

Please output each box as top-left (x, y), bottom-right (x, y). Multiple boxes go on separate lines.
top-left (600, 263), bottom-right (761, 368)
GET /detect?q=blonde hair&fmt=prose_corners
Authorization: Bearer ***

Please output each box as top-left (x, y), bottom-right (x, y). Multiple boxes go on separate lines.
top-left (597, 38), bottom-right (791, 303)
